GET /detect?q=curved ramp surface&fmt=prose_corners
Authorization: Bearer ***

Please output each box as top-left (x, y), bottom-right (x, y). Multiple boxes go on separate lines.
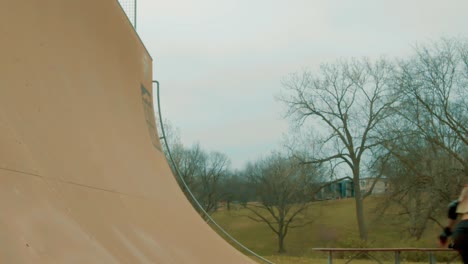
top-left (0, 0), bottom-right (255, 263)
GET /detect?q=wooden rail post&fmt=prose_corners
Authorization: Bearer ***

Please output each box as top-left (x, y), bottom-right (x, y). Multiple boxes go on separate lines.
top-left (429, 252), bottom-right (436, 264)
top-left (394, 250), bottom-right (400, 264)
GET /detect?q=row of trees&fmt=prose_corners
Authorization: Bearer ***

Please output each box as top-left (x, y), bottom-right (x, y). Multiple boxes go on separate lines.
top-left (158, 121), bottom-right (326, 253)
top-left (158, 37), bottom-right (467, 252)
top-left (158, 122), bottom-right (234, 219)
top-left (279, 37), bottom-right (467, 241)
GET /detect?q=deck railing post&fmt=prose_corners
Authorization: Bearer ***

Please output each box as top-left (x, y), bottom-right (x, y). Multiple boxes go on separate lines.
top-left (429, 252), bottom-right (436, 264)
top-left (394, 250), bottom-right (400, 264)
top-left (328, 250), bottom-right (333, 264)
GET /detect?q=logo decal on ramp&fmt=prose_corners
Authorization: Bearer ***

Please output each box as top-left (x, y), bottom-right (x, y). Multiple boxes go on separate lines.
top-left (141, 85), bottom-right (161, 151)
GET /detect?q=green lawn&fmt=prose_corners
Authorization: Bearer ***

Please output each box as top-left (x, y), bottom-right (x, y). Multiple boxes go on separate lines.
top-left (208, 197), bottom-right (460, 263)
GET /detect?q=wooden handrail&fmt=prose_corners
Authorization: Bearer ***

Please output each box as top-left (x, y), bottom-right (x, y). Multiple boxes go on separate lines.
top-left (311, 248), bottom-right (458, 264)
top-left (313, 248), bottom-right (454, 252)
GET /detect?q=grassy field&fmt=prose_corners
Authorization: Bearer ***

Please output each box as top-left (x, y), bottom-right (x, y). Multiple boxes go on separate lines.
top-left (208, 197), bottom-right (461, 263)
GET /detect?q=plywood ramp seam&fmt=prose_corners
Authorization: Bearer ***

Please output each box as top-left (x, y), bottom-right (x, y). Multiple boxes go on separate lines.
top-left (0, 166), bottom-right (147, 199)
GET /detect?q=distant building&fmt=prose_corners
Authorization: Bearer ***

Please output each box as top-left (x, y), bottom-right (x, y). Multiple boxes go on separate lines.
top-left (315, 177), bottom-right (354, 200)
top-left (359, 177), bottom-right (388, 195)
top-left (315, 176), bottom-right (388, 201)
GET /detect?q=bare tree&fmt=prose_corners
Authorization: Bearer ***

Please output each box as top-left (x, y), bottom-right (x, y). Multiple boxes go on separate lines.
top-left (374, 138), bottom-right (452, 239)
top-left (373, 38), bottom-right (468, 239)
top-left (279, 58), bottom-right (398, 240)
top-left (395, 38), bottom-right (468, 177)
top-left (155, 118), bottom-right (187, 179)
top-left (164, 142), bottom-right (203, 196)
top-left (197, 151), bottom-right (231, 217)
top-left (246, 152), bottom-right (321, 253)
top-left (157, 121), bottom-right (231, 219)
top-left (220, 171), bottom-right (256, 210)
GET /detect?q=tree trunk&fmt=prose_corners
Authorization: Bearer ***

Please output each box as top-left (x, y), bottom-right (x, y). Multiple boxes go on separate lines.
top-left (278, 233), bottom-right (286, 253)
top-left (353, 172), bottom-right (368, 241)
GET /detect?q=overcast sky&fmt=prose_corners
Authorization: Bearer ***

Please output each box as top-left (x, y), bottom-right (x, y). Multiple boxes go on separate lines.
top-left (133, 0), bottom-right (468, 170)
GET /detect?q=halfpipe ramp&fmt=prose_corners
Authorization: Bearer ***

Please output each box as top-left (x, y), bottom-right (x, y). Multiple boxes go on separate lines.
top-left (0, 0), bottom-right (256, 263)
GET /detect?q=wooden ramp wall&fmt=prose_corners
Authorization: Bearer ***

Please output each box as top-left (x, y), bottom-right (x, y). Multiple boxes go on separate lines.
top-left (0, 1), bottom-right (254, 263)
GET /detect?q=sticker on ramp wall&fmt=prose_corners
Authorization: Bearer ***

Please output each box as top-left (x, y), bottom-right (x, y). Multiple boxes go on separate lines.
top-left (141, 84), bottom-right (162, 151)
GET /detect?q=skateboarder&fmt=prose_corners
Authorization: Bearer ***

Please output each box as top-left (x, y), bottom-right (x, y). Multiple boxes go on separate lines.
top-left (439, 185), bottom-right (468, 263)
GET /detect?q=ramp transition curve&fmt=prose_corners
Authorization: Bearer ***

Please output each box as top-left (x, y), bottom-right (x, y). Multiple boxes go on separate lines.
top-left (0, 0), bottom-right (256, 263)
